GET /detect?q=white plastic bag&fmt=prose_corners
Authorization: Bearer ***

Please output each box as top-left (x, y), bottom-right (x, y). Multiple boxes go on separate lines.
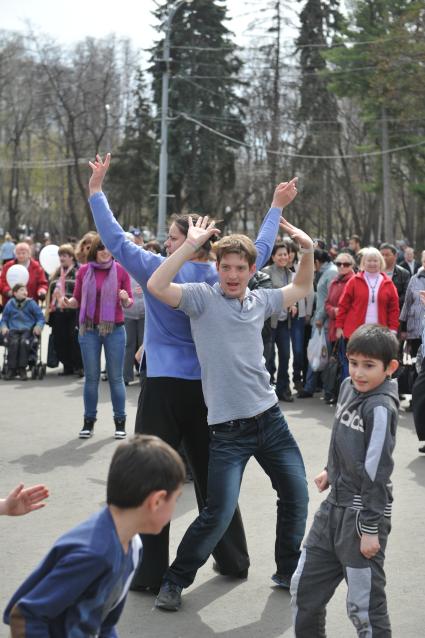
top-left (307, 329), bottom-right (328, 372)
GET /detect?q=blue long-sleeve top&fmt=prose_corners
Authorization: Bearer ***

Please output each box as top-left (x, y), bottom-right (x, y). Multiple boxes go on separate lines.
top-left (3, 507), bottom-right (142, 638)
top-left (90, 192), bottom-right (280, 379)
top-left (0, 297), bottom-right (45, 331)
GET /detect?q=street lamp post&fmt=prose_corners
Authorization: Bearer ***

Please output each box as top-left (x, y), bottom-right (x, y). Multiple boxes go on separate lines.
top-left (156, 0), bottom-right (191, 243)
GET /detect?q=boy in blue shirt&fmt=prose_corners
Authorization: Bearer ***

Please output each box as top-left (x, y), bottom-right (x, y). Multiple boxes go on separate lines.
top-left (0, 283), bottom-right (45, 380)
top-left (4, 435), bottom-right (185, 637)
top-left (291, 325), bottom-right (399, 637)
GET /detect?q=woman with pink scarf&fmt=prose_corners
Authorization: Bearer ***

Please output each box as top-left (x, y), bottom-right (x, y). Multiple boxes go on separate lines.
top-left (63, 235), bottom-right (133, 439)
top-left (46, 244), bottom-right (83, 376)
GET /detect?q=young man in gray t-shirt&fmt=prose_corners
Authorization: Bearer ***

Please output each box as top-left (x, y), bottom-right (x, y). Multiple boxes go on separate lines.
top-left (147, 206), bottom-right (314, 611)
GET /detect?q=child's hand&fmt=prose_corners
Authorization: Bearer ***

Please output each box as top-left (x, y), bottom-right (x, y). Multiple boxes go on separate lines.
top-left (314, 470), bottom-right (329, 492)
top-left (33, 326), bottom-right (42, 336)
top-left (1, 483), bottom-right (49, 516)
top-left (1, 327), bottom-right (8, 335)
top-left (420, 290), bottom-right (425, 306)
top-left (336, 327), bottom-right (344, 339)
top-left (360, 533), bottom-right (380, 559)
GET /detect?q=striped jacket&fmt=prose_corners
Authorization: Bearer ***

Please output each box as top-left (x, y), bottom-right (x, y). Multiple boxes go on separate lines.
top-left (326, 377), bottom-right (399, 536)
top-left (399, 270), bottom-right (425, 339)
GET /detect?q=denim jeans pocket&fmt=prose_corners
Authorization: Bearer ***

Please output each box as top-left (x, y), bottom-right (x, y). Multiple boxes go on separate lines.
top-left (210, 420), bottom-right (242, 441)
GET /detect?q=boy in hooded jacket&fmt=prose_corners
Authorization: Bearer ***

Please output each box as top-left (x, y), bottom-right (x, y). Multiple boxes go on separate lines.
top-left (291, 324), bottom-right (399, 638)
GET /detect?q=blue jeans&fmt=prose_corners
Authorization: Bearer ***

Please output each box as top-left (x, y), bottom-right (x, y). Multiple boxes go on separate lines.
top-left (78, 325), bottom-right (126, 419)
top-left (166, 403), bottom-right (308, 588)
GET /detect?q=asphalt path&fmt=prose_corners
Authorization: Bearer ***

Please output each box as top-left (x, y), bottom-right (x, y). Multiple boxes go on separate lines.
top-left (0, 351), bottom-right (423, 637)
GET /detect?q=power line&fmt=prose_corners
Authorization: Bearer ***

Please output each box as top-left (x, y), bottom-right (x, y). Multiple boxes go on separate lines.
top-left (177, 112), bottom-right (425, 160)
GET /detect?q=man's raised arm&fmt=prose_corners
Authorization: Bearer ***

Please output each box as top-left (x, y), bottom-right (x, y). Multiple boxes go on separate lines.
top-left (147, 217), bottom-right (220, 307)
top-left (278, 217), bottom-right (314, 308)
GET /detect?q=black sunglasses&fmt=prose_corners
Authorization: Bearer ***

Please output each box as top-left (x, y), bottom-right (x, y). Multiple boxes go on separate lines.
top-left (335, 261), bottom-right (352, 267)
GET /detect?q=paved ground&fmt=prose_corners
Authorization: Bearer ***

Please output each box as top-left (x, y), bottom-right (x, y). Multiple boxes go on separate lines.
top-left (0, 343), bottom-right (423, 637)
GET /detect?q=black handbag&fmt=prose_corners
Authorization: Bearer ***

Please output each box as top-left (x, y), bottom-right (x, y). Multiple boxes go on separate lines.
top-left (47, 333), bottom-right (59, 368)
top-left (395, 363), bottom-right (417, 394)
top-left (322, 341), bottom-right (342, 398)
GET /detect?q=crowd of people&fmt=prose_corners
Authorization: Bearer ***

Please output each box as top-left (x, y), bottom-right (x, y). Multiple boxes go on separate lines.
top-left (0, 153), bottom-right (424, 637)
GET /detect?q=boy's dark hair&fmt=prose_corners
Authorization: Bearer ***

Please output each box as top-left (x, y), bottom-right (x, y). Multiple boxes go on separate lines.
top-left (346, 324), bottom-right (399, 368)
top-left (12, 283), bottom-right (27, 293)
top-left (379, 242), bottom-right (397, 255)
top-left (107, 435), bottom-right (185, 508)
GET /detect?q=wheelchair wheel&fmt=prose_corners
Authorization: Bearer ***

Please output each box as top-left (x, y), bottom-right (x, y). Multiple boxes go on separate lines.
top-left (39, 365), bottom-right (46, 380)
top-left (31, 367), bottom-right (37, 380)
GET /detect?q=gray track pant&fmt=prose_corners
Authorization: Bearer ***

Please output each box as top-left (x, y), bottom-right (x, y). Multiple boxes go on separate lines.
top-left (290, 501), bottom-right (391, 637)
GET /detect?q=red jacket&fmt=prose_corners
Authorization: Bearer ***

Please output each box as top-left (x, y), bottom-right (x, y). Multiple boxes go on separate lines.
top-left (0, 258), bottom-right (48, 305)
top-left (335, 271), bottom-right (399, 338)
top-left (325, 272), bottom-right (355, 342)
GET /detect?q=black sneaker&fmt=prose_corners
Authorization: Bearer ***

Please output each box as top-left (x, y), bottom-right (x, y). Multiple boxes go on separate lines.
top-left (155, 580), bottom-right (183, 611)
top-left (114, 417), bottom-right (126, 440)
top-left (297, 390), bottom-right (313, 398)
top-left (278, 390), bottom-right (294, 403)
top-left (79, 418), bottom-right (95, 439)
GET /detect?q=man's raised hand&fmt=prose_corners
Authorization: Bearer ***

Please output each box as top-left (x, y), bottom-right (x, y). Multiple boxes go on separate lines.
top-left (272, 177), bottom-right (298, 209)
top-left (88, 153), bottom-right (111, 195)
top-left (185, 216), bottom-right (221, 252)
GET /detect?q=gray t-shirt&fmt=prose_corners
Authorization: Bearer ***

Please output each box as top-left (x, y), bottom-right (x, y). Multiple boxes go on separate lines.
top-left (178, 282), bottom-right (283, 424)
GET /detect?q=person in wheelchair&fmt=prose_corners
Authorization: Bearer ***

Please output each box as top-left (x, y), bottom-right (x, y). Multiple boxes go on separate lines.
top-left (0, 283), bottom-right (45, 380)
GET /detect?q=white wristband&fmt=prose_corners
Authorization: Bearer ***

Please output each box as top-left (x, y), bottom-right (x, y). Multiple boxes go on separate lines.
top-left (299, 246), bottom-right (314, 254)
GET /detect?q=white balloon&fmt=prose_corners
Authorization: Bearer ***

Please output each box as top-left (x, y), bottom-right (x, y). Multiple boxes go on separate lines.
top-left (39, 244), bottom-right (60, 275)
top-left (6, 264), bottom-right (29, 287)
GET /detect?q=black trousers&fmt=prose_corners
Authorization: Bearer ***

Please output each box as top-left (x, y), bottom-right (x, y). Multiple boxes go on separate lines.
top-left (413, 357), bottom-right (425, 441)
top-left (132, 376), bottom-right (250, 588)
top-left (7, 330), bottom-right (31, 369)
top-left (50, 310), bottom-right (82, 372)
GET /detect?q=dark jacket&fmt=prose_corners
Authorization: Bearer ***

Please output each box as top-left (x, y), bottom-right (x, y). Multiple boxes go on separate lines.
top-left (4, 507), bottom-right (142, 638)
top-left (326, 377), bottom-right (399, 535)
top-left (390, 264), bottom-right (410, 310)
top-left (399, 259), bottom-right (420, 276)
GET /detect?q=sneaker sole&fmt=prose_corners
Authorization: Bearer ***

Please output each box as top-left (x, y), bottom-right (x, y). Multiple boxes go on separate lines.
top-left (79, 431), bottom-right (93, 439)
top-left (114, 431), bottom-right (127, 439)
top-left (155, 600), bottom-right (181, 611)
